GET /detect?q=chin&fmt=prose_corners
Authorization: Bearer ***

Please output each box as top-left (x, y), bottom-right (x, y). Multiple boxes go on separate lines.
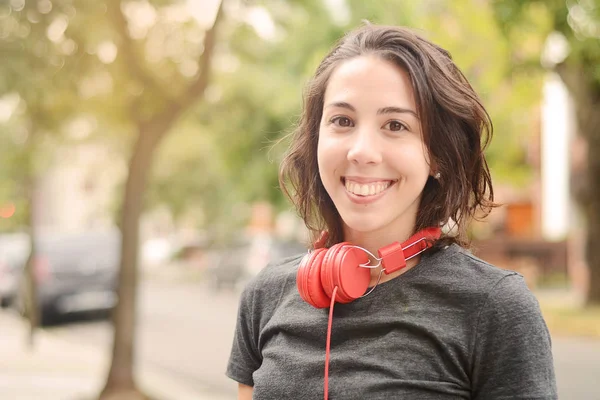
top-left (340, 213), bottom-right (389, 236)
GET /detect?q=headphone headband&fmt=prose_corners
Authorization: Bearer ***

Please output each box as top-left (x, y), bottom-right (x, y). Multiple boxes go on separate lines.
top-left (378, 227), bottom-right (441, 274)
top-left (313, 227), bottom-right (441, 273)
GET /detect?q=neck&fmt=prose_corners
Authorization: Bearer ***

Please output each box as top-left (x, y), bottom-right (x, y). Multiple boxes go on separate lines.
top-left (343, 224), bottom-right (420, 286)
top-left (343, 225), bottom-right (415, 257)
top-left (368, 254), bottom-right (422, 286)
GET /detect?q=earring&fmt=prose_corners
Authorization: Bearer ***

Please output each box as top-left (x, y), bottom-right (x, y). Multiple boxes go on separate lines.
top-left (434, 172), bottom-right (441, 180)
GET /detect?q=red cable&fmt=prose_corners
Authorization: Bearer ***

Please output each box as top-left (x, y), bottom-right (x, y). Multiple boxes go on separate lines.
top-left (324, 286), bottom-right (337, 400)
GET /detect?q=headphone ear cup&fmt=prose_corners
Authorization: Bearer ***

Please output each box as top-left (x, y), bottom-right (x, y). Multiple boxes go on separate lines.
top-left (320, 243), bottom-right (349, 300)
top-left (299, 243), bottom-right (371, 307)
top-left (332, 246), bottom-right (370, 303)
top-left (297, 248), bottom-right (330, 308)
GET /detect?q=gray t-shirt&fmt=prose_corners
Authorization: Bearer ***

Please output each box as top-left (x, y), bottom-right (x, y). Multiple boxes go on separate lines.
top-left (226, 244), bottom-right (557, 399)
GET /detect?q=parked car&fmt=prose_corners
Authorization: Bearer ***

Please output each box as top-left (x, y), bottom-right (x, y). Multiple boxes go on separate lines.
top-left (0, 232), bottom-right (29, 307)
top-left (14, 229), bottom-right (121, 324)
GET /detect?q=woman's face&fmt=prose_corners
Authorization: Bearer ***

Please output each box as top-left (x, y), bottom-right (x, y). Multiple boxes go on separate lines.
top-left (317, 55), bottom-right (432, 241)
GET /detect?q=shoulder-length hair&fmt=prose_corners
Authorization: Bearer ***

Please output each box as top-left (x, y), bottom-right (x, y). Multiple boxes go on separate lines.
top-left (279, 24), bottom-right (496, 249)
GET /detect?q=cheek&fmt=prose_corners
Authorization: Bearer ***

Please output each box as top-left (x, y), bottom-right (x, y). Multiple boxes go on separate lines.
top-left (392, 145), bottom-right (430, 178)
top-left (317, 133), bottom-right (337, 178)
top-left (423, 147), bottom-right (432, 172)
top-left (317, 134), bottom-right (325, 173)
top-left (316, 135), bottom-right (330, 188)
top-left (418, 139), bottom-right (432, 170)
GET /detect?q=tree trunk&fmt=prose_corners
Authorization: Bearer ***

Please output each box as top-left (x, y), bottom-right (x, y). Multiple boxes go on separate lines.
top-left (19, 132), bottom-right (39, 347)
top-left (99, 131), bottom-right (162, 400)
top-left (556, 63), bottom-right (600, 306)
top-left (22, 178), bottom-right (38, 347)
top-left (99, 3), bottom-right (223, 398)
top-left (583, 109), bottom-right (600, 305)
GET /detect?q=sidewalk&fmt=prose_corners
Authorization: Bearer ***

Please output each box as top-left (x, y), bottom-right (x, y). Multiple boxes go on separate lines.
top-left (534, 287), bottom-right (585, 308)
top-left (0, 311), bottom-right (231, 400)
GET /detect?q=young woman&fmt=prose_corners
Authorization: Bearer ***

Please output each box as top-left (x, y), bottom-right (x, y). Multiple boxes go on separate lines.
top-left (227, 24), bottom-right (557, 400)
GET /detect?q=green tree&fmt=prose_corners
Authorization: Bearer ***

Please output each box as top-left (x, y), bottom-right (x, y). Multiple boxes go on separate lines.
top-left (148, 0), bottom-right (350, 237)
top-left (0, 0), bottom-right (87, 343)
top-left (2, 0), bottom-right (225, 397)
top-left (493, 0), bottom-right (600, 306)
top-left (96, 1), bottom-right (224, 398)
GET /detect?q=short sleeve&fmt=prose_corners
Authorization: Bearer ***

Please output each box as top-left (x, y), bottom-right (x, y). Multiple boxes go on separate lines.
top-left (471, 273), bottom-right (557, 399)
top-left (226, 281), bottom-right (262, 386)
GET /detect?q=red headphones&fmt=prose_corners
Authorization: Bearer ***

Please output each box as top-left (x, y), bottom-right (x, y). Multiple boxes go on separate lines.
top-left (296, 227), bottom-right (442, 308)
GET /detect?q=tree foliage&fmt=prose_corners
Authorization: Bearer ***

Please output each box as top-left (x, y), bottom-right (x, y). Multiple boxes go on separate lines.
top-left (493, 0), bottom-right (600, 306)
top-left (2, 0), bottom-right (223, 398)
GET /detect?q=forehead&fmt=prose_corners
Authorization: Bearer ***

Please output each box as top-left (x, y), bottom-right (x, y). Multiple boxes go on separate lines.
top-left (323, 55), bottom-right (416, 109)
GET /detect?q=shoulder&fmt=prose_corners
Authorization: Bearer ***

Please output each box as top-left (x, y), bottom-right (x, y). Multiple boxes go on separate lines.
top-left (452, 246), bottom-right (538, 307)
top-left (238, 253), bottom-right (304, 322)
top-left (415, 244), bottom-right (542, 325)
top-left (465, 250), bottom-right (555, 398)
top-left (248, 253), bottom-right (304, 293)
top-left (448, 244), bottom-right (517, 279)
top-left (447, 246), bottom-right (545, 333)
top-left (478, 270), bottom-right (542, 324)
top-left (424, 244), bottom-right (522, 294)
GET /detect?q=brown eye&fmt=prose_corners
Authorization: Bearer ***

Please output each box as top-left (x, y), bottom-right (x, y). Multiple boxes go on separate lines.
top-left (385, 120), bottom-right (407, 132)
top-left (331, 116), bottom-right (353, 127)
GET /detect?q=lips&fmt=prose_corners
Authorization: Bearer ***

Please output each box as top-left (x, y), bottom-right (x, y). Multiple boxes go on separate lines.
top-left (341, 177), bottom-right (397, 198)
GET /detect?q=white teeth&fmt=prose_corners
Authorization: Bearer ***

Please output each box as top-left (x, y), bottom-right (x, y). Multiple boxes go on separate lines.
top-left (344, 180), bottom-right (392, 196)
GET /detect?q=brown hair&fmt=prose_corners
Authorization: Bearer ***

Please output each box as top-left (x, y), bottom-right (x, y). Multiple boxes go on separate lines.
top-left (279, 24), bottom-right (496, 249)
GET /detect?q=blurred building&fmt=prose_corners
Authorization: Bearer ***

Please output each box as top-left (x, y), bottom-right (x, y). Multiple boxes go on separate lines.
top-left (33, 143), bottom-right (125, 233)
top-left (473, 73), bottom-right (587, 295)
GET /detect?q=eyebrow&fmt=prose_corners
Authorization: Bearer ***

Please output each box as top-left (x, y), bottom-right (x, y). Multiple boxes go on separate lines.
top-left (325, 102), bottom-right (419, 119)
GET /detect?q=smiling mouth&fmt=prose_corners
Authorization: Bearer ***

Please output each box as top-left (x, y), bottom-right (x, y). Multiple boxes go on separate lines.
top-left (341, 177), bottom-right (397, 197)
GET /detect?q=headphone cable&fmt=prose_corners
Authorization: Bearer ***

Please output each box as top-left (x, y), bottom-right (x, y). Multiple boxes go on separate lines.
top-left (324, 286), bottom-right (338, 400)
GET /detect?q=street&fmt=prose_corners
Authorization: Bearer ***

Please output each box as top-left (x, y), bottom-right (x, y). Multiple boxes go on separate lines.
top-left (44, 279), bottom-right (241, 398)
top-left (35, 279), bottom-right (600, 399)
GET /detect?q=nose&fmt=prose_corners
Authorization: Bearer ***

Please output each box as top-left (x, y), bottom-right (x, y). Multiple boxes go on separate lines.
top-left (347, 128), bottom-right (382, 165)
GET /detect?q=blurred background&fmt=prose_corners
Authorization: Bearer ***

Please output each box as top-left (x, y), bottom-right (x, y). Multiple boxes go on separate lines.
top-left (1, 0), bottom-right (599, 399)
